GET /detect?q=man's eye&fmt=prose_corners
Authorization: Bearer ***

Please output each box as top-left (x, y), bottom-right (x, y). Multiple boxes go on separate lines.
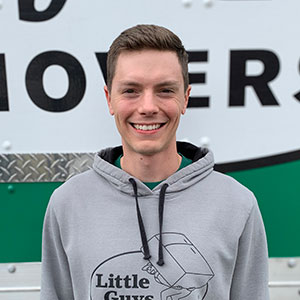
top-left (161, 89), bottom-right (173, 93)
top-left (124, 89), bottom-right (135, 94)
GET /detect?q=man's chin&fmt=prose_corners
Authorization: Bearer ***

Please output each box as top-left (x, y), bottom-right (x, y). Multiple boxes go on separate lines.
top-left (122, 138), bottom-right (175, 157)
top-left (133, 147), bottom-right (161, 156)
top-left (130, 143), bottom-right (165, 157)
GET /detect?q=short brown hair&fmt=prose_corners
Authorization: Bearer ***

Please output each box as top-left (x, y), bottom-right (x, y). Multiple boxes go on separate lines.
top-left (106, 24), bottom-right (189, 92)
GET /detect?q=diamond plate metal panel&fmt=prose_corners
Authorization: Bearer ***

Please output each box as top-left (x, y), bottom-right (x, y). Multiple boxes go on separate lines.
top-left (0, 153), bottom-right (94, 182)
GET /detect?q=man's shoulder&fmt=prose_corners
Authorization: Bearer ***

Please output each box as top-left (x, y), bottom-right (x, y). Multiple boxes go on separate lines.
top-left (206, 169), bottom-right (257, 210)
top-left (211, 170), bottom-right (253, 193)
top-left (48, 169), bottom-right (99, 207)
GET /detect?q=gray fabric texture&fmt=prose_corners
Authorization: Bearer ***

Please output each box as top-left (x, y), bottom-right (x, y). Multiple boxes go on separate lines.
top-left (41, 142), bottom-right (269, 300)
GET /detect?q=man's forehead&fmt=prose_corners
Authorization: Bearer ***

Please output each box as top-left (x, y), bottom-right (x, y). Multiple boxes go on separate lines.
top-left (113, 50), bottom-right (183, 83)
top-left (117, 48), bottom-right (177, 58)
top-left (115, 49), bottom-right (180, 68)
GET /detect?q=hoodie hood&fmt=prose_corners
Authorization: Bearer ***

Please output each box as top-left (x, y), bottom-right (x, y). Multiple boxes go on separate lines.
top-left (92, 141), bottom-right (214, 196)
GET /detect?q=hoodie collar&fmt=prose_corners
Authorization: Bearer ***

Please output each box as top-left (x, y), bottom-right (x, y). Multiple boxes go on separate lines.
top-left (92, 141), bottom-right (214, 196)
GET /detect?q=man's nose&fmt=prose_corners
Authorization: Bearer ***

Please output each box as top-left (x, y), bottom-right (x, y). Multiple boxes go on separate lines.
top-left (137, 91), bottom-right (159, 115)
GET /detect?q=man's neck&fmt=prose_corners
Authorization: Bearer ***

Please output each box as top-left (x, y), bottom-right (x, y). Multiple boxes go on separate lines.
top-left (121, 148), bottom-right (182, 182)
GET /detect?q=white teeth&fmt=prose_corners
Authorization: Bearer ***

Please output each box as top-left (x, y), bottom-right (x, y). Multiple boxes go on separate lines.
top-left (133, 124), bottom-right (161, 131)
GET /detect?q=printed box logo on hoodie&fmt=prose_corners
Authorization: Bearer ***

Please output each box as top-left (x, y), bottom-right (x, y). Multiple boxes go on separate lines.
top-left (90, 233), bottom-right (214, 300)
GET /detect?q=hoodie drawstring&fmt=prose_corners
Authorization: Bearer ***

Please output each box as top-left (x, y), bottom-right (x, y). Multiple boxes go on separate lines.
top-left (129, 178), bottom-right (151, 260)
top-left (157, 183), bottom-right (168, 266)
top-left (129, 178), bottom-right (168, 266)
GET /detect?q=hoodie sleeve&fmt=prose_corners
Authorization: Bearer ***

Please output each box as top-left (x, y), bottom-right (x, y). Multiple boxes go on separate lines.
top-left (40, 193), bottom-right (75, 300)
top-left (230, 199), bottom-right (270, 300)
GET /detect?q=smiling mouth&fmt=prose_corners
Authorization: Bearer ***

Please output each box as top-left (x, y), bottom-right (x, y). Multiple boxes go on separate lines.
top-left (131, 123), bottom-right (166, 131)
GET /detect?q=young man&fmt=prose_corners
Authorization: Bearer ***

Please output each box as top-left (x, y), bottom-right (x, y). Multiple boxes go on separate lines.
top-left (41, 25), bottom-right (269, 300)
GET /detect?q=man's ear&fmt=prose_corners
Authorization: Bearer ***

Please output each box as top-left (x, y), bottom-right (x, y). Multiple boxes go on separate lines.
top-left (182, 85), bottom-right (191, 115)
top-left (104, 85), bottom-right (114, 115)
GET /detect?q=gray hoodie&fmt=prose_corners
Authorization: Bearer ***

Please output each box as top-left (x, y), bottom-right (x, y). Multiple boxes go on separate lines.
top-left (41, 142), bottom-right (269, 300)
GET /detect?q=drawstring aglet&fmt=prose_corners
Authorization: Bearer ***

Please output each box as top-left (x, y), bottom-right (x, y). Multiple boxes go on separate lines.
top-left (157, 259), bottom-right (164, 266)
top-left (143, 254), bottom-right (151, 260)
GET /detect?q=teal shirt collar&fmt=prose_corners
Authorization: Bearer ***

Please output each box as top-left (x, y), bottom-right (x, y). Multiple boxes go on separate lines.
top-left (114, 153), bottom-right (192, 189)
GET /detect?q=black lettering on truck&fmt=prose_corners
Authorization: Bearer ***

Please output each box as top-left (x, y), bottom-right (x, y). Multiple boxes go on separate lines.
top-left (0, 54), bottom-right (9, 111)
top-left (229, 50), bottom-right (280, 106)
top-left (18, 0), bottom-right (67, 22)
top-left (25, 51), bottom-right (86, 112)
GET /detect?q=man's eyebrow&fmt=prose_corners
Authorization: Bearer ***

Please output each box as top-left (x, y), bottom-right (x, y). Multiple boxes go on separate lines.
top-left (118, 81), bottom-right (142, 87)
top-left (117, 80), bottom-right (180, 88)
top-left (155, 81), bottom-right (180, 88)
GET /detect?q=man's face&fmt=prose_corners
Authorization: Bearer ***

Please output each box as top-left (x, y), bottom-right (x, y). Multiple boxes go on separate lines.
top-left (105, 49), bottom-right (190, 157)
